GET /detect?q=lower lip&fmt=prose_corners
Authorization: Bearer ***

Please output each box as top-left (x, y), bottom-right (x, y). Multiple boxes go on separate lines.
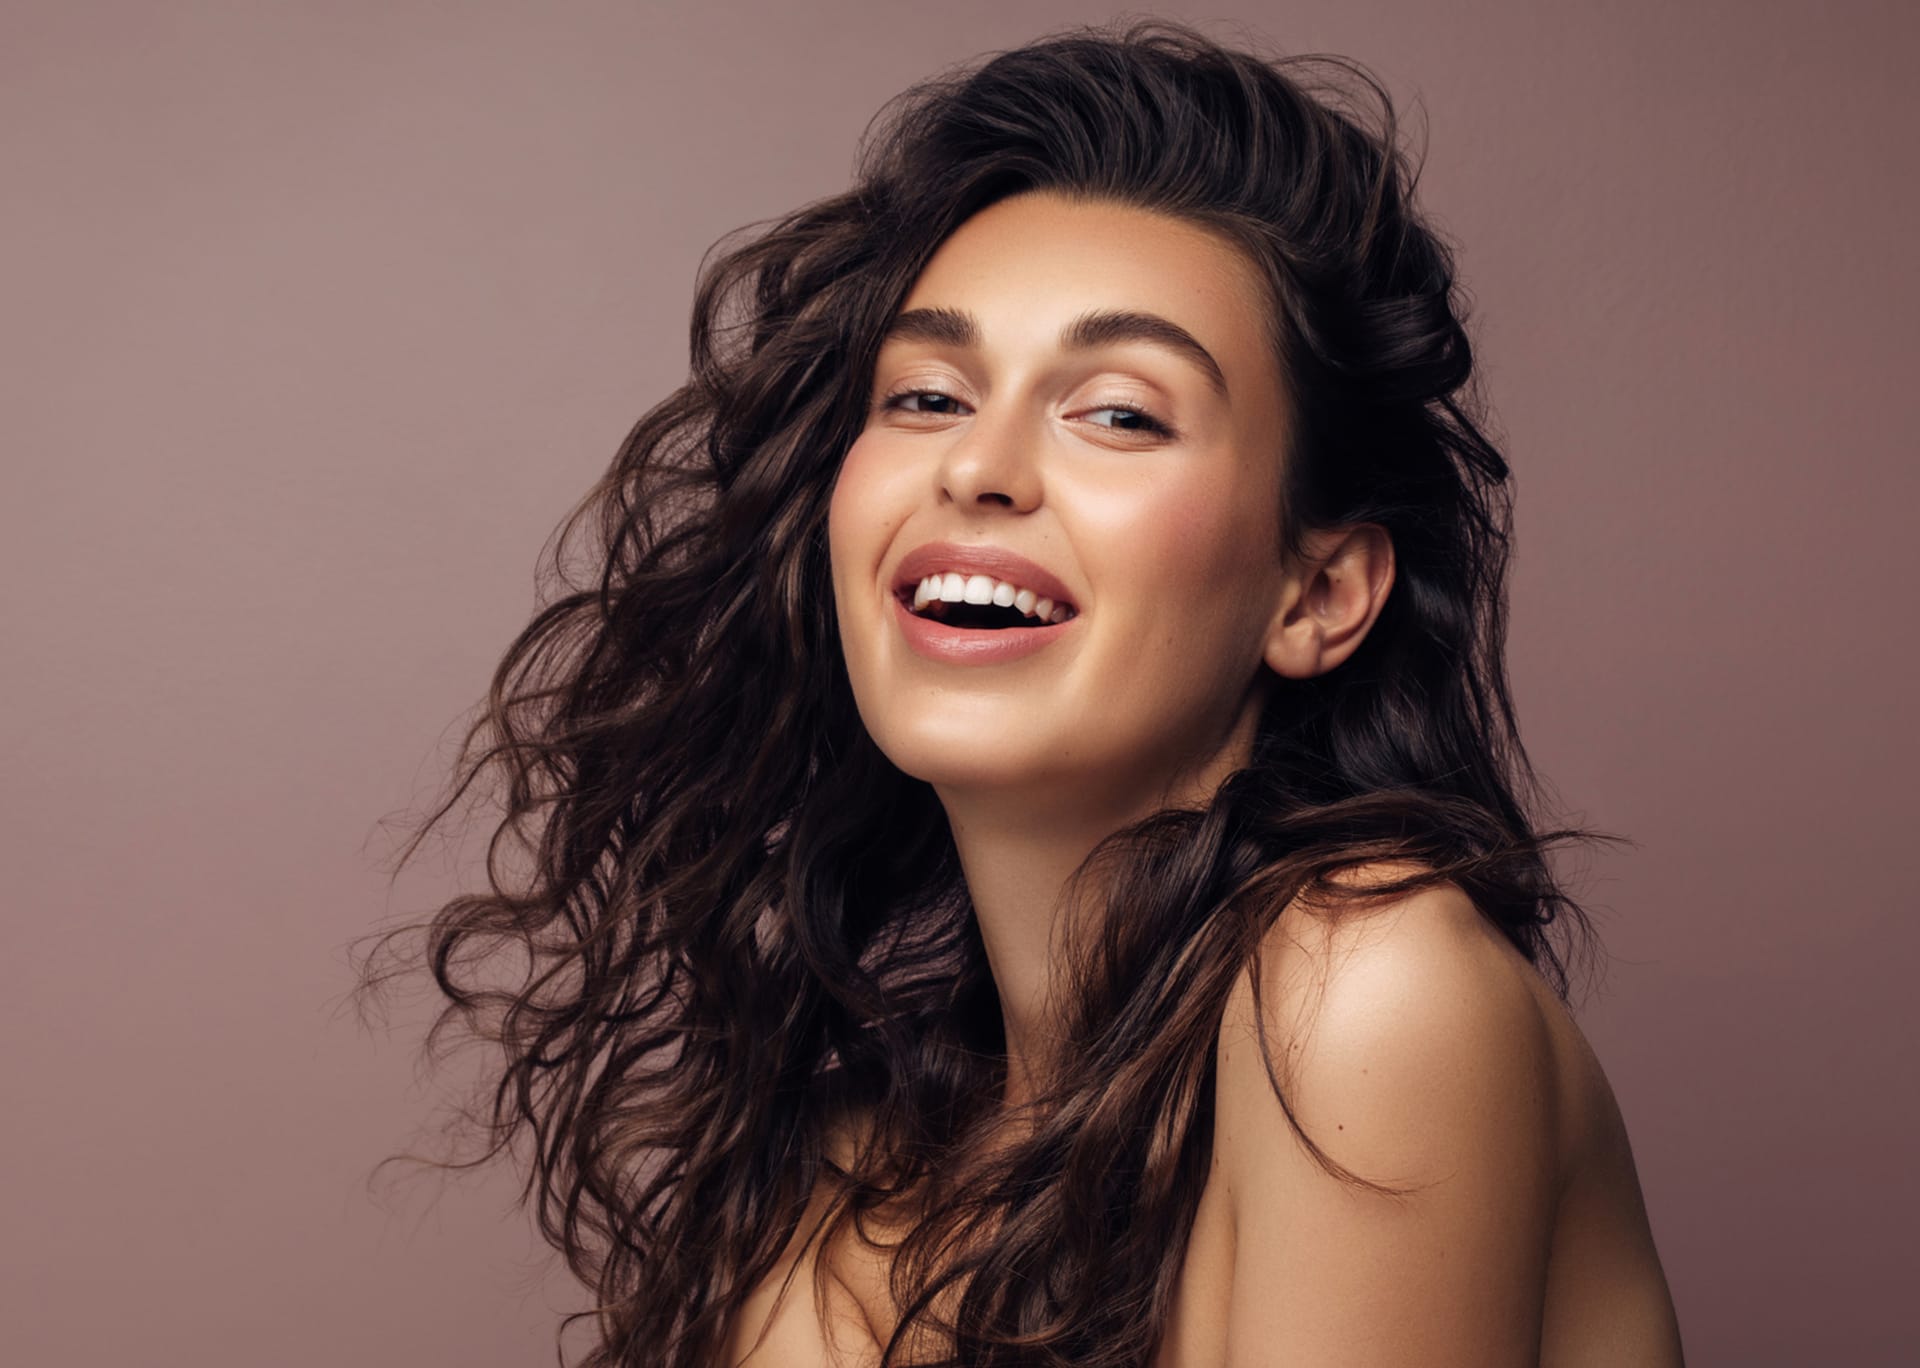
top-left (892, 593), bottom-right (1077, 664)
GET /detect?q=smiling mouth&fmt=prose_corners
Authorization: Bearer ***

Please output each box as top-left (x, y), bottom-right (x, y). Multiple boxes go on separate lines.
top-left (895, 585), bottom-right (1077, 630)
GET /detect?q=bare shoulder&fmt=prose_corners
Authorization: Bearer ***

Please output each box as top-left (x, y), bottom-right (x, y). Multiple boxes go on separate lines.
top-left (1217, 868), bottom-right (1566, 1187)
top-left (1212, 867), bottom-right (1564, 1367)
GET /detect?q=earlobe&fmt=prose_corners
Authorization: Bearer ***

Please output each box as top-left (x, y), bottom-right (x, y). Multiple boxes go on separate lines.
top-left (1261, 524), bottom-right (1395, 680)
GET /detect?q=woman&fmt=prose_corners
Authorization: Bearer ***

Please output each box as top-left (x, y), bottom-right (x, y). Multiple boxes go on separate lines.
top-left (372, 19), bottom-right (1684, 1367)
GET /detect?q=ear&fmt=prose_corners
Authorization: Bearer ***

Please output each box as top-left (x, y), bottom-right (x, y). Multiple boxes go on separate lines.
top-left (1262, 524), bottom-right (1396, 680)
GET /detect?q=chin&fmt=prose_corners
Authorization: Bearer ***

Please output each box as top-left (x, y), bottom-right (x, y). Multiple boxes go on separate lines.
top-left (868, 720), bottom-right (1077, 794)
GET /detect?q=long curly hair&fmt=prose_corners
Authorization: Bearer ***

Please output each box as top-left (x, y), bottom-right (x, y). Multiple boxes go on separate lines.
top-left (358, 18), bottom-right (1612, 1367)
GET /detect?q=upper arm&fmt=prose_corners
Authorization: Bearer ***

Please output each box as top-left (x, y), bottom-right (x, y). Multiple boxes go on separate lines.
top-left (1215, 882), bottom-right (1560, 1368)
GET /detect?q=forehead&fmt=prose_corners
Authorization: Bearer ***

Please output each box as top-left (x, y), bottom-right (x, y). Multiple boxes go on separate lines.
top-left (894, 192), bottom-right (1276, 380)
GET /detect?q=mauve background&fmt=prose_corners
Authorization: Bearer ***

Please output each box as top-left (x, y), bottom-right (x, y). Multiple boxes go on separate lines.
top-left (3, 1), bottom-right (1912, 1363)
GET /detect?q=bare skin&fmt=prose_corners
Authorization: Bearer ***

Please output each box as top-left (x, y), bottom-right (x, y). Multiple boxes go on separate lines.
top-left (724, 192), bottom-right (1683, 1365)
top-left (724, 874), bottom-right (1684, 1367)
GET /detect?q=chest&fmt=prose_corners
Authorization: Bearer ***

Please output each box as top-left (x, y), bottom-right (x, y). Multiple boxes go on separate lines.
top-left (831, 1163), bottom-right (1237, 1367)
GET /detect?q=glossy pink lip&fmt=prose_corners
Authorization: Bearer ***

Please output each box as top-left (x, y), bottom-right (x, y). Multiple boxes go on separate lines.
top-left (891, 540), bottom-right (1078, 611)
top-left (892, 591), bottom-right (1075, 664)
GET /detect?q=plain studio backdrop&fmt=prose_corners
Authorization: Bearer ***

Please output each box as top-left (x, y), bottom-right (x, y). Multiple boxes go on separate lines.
top-left (2, 2), bottom-right (1912, 1364)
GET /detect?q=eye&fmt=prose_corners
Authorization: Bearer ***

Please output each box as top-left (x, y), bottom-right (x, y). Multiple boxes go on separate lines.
top-left (1083, 404), bottom-right (1173, 438)
top-left (874, 387), bottom-right (1179, 441)
top-left (878, 387), bottom-right (971, 417)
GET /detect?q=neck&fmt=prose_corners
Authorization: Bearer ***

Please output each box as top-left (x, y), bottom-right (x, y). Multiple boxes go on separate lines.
top-left (933, 711), bottom-right (1260, 1109)
top-left (938, 790), bottom-right (1115, 1107)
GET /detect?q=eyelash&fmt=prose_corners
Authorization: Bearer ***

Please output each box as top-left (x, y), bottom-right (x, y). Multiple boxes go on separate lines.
top-left (876, 386), bottom-right (1177, 440)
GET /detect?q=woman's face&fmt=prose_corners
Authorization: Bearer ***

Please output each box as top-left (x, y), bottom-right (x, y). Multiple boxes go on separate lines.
top-left (828, 191), bottom-right (1296, 816)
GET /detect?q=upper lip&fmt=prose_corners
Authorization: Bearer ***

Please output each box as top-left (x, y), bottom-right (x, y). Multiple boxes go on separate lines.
top-left (892, 540), bottom-right (1078, 611)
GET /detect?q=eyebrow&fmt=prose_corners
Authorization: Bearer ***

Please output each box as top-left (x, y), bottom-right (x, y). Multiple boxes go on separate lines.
top-left (881, 305), bottom-right (1229, 399)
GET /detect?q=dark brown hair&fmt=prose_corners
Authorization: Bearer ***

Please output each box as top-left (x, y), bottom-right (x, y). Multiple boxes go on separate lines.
top-left (359, 17), bottom-right (1609, 1367)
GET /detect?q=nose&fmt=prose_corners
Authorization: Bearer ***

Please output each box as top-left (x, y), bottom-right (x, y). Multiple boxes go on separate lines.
top-left (935, 401), bottom-right (1043, 513)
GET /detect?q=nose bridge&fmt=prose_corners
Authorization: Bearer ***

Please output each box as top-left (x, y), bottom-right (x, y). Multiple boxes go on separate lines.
top-left (937, 388), bottom-right (1043, 511)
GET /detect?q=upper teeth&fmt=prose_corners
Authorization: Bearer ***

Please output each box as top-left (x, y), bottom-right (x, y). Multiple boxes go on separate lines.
top-left (910, 572), bottom-right (1075, 624)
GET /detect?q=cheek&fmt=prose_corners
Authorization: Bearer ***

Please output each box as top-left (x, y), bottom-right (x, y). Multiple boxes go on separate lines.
top-left (827, 433), bottom-right (917, 631)
top-left (827, 436), bottom-right (883, 586)
top-left (829, 432), bottom-right (902, 521)
top-left (1124, 477), bottom-right (1273, 646)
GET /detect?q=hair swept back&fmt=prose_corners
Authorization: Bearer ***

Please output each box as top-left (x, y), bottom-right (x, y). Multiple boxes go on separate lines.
top-left (356, 16), bottom-right (1614, 1367)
